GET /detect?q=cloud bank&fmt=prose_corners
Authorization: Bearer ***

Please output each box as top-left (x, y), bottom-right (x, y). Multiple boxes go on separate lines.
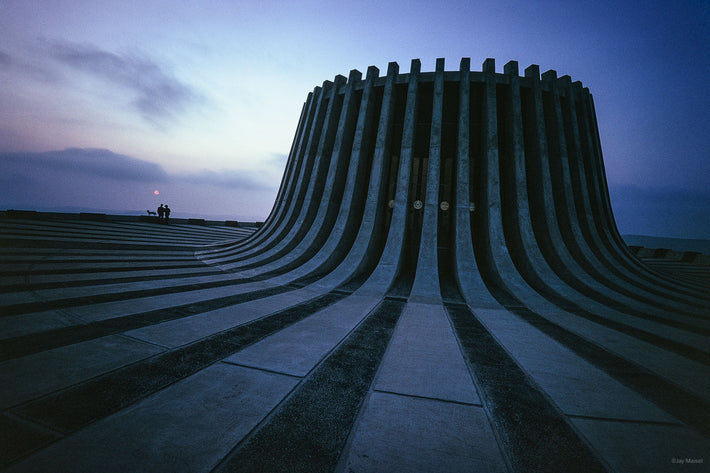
top-left (48, 40), bottom-right (203, 125)
top-left (0, 148), bottom-right (279, 221)
top-left (3, 148), bottom-right (169, 182)
top-left (0, 50), bottom-right (12, 66)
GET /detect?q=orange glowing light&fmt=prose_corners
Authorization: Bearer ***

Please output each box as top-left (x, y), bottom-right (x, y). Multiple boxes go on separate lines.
top-left (154, 190), bottom-right (160, 195)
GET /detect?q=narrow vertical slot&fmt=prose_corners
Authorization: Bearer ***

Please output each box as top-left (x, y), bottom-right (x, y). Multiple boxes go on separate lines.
top-left (438, 81), bottom-right (459, 254)
top-left (468, 82), bottom-right (484, 238)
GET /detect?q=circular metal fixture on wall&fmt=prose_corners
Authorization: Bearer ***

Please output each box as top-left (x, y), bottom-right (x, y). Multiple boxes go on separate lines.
top-left (413, 200), bottom-right (423, 210)
top-left (439, 201), bottom-right (450, 211)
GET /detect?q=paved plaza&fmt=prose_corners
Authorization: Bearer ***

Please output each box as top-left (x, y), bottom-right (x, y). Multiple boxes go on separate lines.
top-left (3, 58), bottom-right (710, 473)
top-left (1, 215), bottom-right (709, 472)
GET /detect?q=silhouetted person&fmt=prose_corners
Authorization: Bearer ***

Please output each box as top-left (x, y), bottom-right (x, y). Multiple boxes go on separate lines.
top-left (164, 205), bottom-right (171, 224)
top-left (157, 204), bottom-right (165, 222)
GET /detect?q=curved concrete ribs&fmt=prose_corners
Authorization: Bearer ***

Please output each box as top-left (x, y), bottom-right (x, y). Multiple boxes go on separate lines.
top-left (198, 57), bottom-right (709, 312)
top-left (6, 58), bottom-right (709, 472)
top-left (193, 58), bottom-right (710, 469)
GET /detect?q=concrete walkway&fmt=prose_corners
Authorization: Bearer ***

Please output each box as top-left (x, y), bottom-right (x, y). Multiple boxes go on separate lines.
top-left (1, 216), bottom-right (709, 473)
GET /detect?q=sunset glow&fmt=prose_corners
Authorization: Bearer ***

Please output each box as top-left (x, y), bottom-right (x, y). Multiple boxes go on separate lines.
top-left (1, 0), bottom-right (708, 236)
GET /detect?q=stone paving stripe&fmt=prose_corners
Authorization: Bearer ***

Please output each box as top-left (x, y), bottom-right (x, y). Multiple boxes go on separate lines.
top-left (214, 298), bottom-right (404, 473)
top-left (373, 302), bottom-right (481, 405)
top-left (222, 294), bottom-right (381, 377)
top-left (0, 414), bottom-right (61, 468)
top-left (0, 261), bottom-right (202, 276)
top-left (4, 364), bottom-right (298, 473)
top-left (504, 304), bottom-right (710, 437)
top-left (528, 284), bottom-right (710, 359)
top-left (473, 308), bottom-right (679, 424)
top-left (1, 220), bottom-right (248, 239)
top-left (0, 238), bottom-right (198, 251)
top-left (0, 273), bottom-right (274, 317)
top-left (1, 335), bottom-right (166, 410)
top-left (446, 302), bottom-right (608, 473)
top-left (0, 285), bottom-right (296, 362)
top-left (338, 391), bottom-right (507, 473)
top-left (0, 268), bottom-right (228, 293)
top-left (570, 417), bottom-right (710, 473)
top-left (4, 267), bottom-right (312, 307)
top-left (10, 291), bottom-right (348, 441)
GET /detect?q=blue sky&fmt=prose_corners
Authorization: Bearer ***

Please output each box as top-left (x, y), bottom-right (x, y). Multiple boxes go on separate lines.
top-left (1, 0), bottom-right (708, 236)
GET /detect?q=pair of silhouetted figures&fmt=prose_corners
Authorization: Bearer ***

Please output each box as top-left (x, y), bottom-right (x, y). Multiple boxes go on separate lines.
top-left (157, 204), bottom-right (171, 224)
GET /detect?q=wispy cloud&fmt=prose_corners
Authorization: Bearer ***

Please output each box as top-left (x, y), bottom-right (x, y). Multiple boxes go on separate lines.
top-left (265, 153), bottom-right (289, 167)
top-left (47, 41), bottom-right (203, 126)
top-left (2, 148), bottom-right (169, 182)
top-left (0, 48), bottom-right (58, 82)
top-left (1, 148), bottom-right (277, 192)
top-left (177, 169), bottom-right (275, 191)
top-left (0, 50), bottom-right (12, 66)
top-left (0, 148), bottom-right (279, 220)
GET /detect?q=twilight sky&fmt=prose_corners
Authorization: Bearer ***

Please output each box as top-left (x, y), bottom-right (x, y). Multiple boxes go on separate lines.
top-left (1, 0), bottom-right (709, 237)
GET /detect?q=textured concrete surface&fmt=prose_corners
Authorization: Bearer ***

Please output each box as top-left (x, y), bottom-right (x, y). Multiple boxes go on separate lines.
top-left (339, 392), bottom-right (507, 473)
top-left (2, 214), bottom-right (708, 472)
top-left (3, 57), bottom-right (710, 472)
top-left (5, 363), bottom-right (299, 473)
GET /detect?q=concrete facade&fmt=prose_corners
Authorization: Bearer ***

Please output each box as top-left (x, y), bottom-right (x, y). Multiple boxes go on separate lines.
top-left (2, 58), bottom-right (710, 472)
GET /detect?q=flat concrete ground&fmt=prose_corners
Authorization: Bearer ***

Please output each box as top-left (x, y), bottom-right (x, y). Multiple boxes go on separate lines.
top-left (1, 217), bottom-right (709, 472)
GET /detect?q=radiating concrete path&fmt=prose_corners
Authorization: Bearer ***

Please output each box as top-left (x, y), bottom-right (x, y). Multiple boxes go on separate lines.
top-left (1, 215), bottom-right (709, 473)
top-left (3, 58), bottom-right (710, 473)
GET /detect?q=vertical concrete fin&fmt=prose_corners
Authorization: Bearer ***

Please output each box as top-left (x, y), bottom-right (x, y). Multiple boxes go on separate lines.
top-left (249, 96), bottom-right (310, 245)
top-left (546, 74), bottom-right (613, 281)
top-left (234, 76), bottom-right (345, 267)
top-left (323, 70), bottom-right (362, 203)
top-left (284, 76), bottom-right (345, 236)
top-left (357, 59), bottom-right (419, 295)
top-left (524, 65), bottom-right (540, 79)
top-left (260, 71), bottom-right (365, 271)
top-left (453, 57), bottom-right (500, 308)
top-left (482, 58), bottom-right (496, 73)
top-left (580, 85), bottom-right (614, 230)
top-left (573, 82), bottom-right (624, 263)
top-left (235, 85), bottom-right (324, 253)
top-left (477, 54), bottom-right (517, 293)
top-left (342, 65), bottom-right (380, 218)
top-left (305, 65), bottom-right (395, 287)
top-left (504, 60), bottom-right (518, 76)
top-left (525, 61), bottom-right (573, 258)
top-left (480, 58), bottom-right (499, 253)
top-left (503, 64), bottom-right (531, 259)
top-left (542, 70), bottom-right (557, 81)
top-left (274, 98), bottom-right (309, 208)
top-left (195, 57), bottom-right (710, 316)
top-left (557, 77), bottom-right (622, 279)
top-left (502, 57), bottom-right (575, 302)
top-left (410, 57), bottom-right (444, 303)
top-left (327, 60), bottom-right (401, 284)
top-left (232, 80), bottom-right (334, 260)
top-left (320, 65), bottom-right (379, 255)
top-left (526, 63), bottom-right (578, 261)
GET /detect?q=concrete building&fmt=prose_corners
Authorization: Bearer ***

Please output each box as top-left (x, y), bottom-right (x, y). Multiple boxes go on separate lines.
top-left (2, 58), bottom-right (710, 472)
